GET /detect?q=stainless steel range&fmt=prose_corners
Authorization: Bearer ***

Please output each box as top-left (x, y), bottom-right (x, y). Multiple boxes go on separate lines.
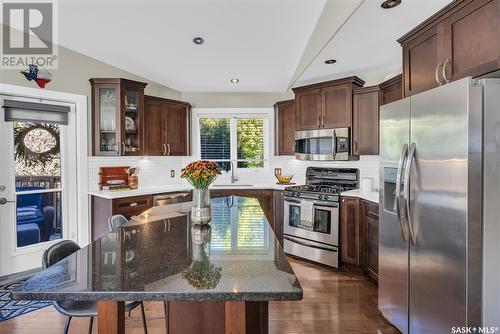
top-left (283, 167), bottom-right (358, 267)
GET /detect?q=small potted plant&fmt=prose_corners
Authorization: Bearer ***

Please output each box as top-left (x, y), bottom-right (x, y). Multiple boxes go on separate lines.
top-left (181, 160), bottom-right (221, 225)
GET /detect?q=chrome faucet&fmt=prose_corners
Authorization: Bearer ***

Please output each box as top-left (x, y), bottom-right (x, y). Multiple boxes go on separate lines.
top-left (229, 161), bottom-right (238, 183)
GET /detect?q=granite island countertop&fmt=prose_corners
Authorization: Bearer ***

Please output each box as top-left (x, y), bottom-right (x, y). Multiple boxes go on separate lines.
top-left (12, 196), bottom-right (303, 302)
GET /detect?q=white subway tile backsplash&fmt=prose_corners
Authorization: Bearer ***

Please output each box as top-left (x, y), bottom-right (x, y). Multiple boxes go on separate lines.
top-left (87, 156), bottom-right (186, 192)
top-left (272, 155), bottom-right (380, 187)
top-left (88, 155), bottom-right (379, 190)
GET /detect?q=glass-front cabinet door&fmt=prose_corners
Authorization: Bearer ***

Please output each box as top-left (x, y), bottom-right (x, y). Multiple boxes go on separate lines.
top-left (97, 86), bottom-right (119, 155)
top-left (90, 78), bottom-right (147, 156)
top-left (122, 86), bottom-right (141, 154)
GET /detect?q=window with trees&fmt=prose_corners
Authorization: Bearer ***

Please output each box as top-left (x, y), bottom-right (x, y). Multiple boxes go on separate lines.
top-left (198, 116), bottom-right (267, 171)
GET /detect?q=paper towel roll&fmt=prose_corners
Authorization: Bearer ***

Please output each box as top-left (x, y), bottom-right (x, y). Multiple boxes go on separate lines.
top-left (360, 178), bottom-right (374, 192)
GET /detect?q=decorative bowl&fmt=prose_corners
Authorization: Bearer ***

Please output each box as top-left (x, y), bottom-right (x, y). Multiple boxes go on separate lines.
top-left (275, 174), bottom-right (294, 184)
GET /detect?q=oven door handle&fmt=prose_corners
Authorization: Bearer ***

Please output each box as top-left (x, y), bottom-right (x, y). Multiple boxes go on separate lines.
top-left (313, 202), bottom-right (338, 209)
top-left (284, 198), bottom-right (301, 204)
top-left (284, 235), bottom-right (337, 252)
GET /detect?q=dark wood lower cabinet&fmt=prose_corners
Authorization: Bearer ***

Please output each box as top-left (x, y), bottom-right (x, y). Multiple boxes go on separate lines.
top-left (340, 196), bottom-right (379, 282)
top-left (360, 199), bottom-right (379, 282)
top-left (272, 190), bottom-right (284, 246)
top-left (91, 195), bottom-right (153, 240)
top-left (340, 197), bottom-right (361, 266)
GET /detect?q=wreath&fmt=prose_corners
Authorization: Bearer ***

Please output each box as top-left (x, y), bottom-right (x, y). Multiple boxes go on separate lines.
top-left (14, 123), bottom-right (60, 168)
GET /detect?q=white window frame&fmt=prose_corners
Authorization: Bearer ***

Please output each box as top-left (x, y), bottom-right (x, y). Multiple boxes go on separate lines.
top-left (192, 108), bottom-right (273, 176)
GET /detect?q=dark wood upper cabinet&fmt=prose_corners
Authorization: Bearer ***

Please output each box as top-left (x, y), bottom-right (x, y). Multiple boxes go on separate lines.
top-left (144, 98), bottom-right (164, 156)
top-left (379, 74), bottom-right (402, 106)
top-left (352, 86), bottom-right (380, 155)
top-left (274, 99), bottom-right (295, 155)
top-left (440, 0), bottom-right (499, 82)
top-left (340, 196), bottom-right (360, 266)
top-left (399, 0), bottom-right (500, 97)
top-left (294, 89), bottom-right (322, 131)
top-left (90, 78), bottom-right (147, 156)
top-left (322, 83), bottom-right (352, 128)
top-left (292, 76), bottom-right (364, 131)
top-left (165, 103), bottom-right (190, 156)
top-left (144, 95), bottom-right (191, 156)
top-left (401, 26), bottom-right (440, 97)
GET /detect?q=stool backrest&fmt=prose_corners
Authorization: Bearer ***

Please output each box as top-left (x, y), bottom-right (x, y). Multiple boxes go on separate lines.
top-left (107, 214), bottom-right (128, 232)
top-left (42, 240), bottom-right (80, 269)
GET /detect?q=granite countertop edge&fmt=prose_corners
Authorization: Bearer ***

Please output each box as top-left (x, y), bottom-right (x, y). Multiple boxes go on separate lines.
top-left (10, 289), bottom-right (303, 302)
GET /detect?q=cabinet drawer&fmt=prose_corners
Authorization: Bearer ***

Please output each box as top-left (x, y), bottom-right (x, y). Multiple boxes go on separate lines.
top-left (113, 195), bottom-right (152, 218)
top-left (365, 201), bottom-right (379, 219)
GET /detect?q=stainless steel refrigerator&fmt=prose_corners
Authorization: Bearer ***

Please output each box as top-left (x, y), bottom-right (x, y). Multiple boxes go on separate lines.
top-left (379, 77), bottom-right (500, 334)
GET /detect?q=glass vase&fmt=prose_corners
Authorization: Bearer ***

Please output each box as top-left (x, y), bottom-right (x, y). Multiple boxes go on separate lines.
top-left (191, 188), bottom-right (212, 225)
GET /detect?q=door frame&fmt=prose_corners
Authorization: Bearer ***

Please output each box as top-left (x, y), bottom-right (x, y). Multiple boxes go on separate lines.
top-left (0, 83), bottom-right (88, 275)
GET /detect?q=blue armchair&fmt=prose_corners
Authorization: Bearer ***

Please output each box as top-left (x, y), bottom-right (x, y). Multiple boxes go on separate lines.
top-left (16, 187), bottom-right (55, 246)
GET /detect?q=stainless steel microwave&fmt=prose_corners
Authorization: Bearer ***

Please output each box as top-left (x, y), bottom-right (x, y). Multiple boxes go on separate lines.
top-left (294, 128), bottom-right (350, 161)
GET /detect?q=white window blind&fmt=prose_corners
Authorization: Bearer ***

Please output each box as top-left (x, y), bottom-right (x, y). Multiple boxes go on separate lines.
top-left (198, 116), bottom-right (267, 170)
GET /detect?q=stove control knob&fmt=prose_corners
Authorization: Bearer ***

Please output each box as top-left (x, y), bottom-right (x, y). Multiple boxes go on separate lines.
top-left (296, 192), bottom-right (301, 197)
top-left (324, 195), bottom-right (329, 200)
top-left (318, 195), bottom-right (323, 200)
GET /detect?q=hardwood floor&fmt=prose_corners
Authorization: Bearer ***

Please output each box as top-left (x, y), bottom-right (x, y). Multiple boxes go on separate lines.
top-left (0, 257), bottom-right (398, 334)
top-left (269, 257), bottom-right (399, 334)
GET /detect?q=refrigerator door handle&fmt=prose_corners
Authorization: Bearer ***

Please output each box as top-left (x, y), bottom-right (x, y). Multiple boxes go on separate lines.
top-left (395, 143), bottom-right (409, 243)
top-left (404, 142), bottom-right (417, 245)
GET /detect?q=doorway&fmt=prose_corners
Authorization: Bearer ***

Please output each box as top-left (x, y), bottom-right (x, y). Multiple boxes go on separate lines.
top-left (0, 87), bottom-right (88, 277)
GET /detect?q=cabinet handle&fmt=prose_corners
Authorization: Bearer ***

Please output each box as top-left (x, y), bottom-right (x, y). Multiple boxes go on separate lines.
top-left (317, 116), bottom-right (321, 128)
top-left (442, 59), bottom-right (450, 84)
top-left (129, 202), bottom-right (138, 207)
top-left (435, 62), bottom-right (443, 86)
top-left (354, 141), bottom-right (358, 154)
top-left (167, 144), bottom-right (171, 156)
top-left (162, 143), bottom-right (167, 156)
top-left (121, 142), bottom-right (125, 156)
top-left (321, 115), bottom-right (324, 128)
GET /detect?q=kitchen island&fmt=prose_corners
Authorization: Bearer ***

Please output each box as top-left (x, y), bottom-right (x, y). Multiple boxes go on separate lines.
top-left (11, 196), bottom-right (302, 334)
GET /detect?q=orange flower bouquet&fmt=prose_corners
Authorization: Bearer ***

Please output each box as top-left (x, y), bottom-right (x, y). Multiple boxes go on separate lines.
top-left (181, 160), bottom-right (221, 189)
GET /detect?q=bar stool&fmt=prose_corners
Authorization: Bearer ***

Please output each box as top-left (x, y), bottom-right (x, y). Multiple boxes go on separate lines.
top-left (43, 240), bottom-right (148, 334)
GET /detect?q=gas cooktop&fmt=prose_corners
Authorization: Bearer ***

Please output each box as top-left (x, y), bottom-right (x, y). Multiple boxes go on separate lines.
top-left (284, 167), bottom-right (359, 202)
top-left (285, 184), bottom-right (356, 194)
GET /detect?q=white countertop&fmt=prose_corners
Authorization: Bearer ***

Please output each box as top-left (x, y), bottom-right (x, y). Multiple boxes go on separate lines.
top-left (89, 182), bottom-right (379, 203)
top-left (88, 182), bottom-right (292, 199)
top-left (341, 189), bottom-right (379, 204)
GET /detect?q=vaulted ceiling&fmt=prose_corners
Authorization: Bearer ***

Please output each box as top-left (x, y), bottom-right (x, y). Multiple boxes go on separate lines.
top-left (58, 0), bottom-right (326, 92)
top-left (55, 0), bottom-right (451, 92)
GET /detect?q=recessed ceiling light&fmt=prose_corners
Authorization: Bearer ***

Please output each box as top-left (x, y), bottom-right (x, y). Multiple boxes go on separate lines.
top-left (324, 59), bottom-right (337, 64)
top-left (381, 0), bottom-right (401, 9)
top-left (192, 37), bottom-right (205, 45)
top-left (230, 78), bottom-right (239, 83)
